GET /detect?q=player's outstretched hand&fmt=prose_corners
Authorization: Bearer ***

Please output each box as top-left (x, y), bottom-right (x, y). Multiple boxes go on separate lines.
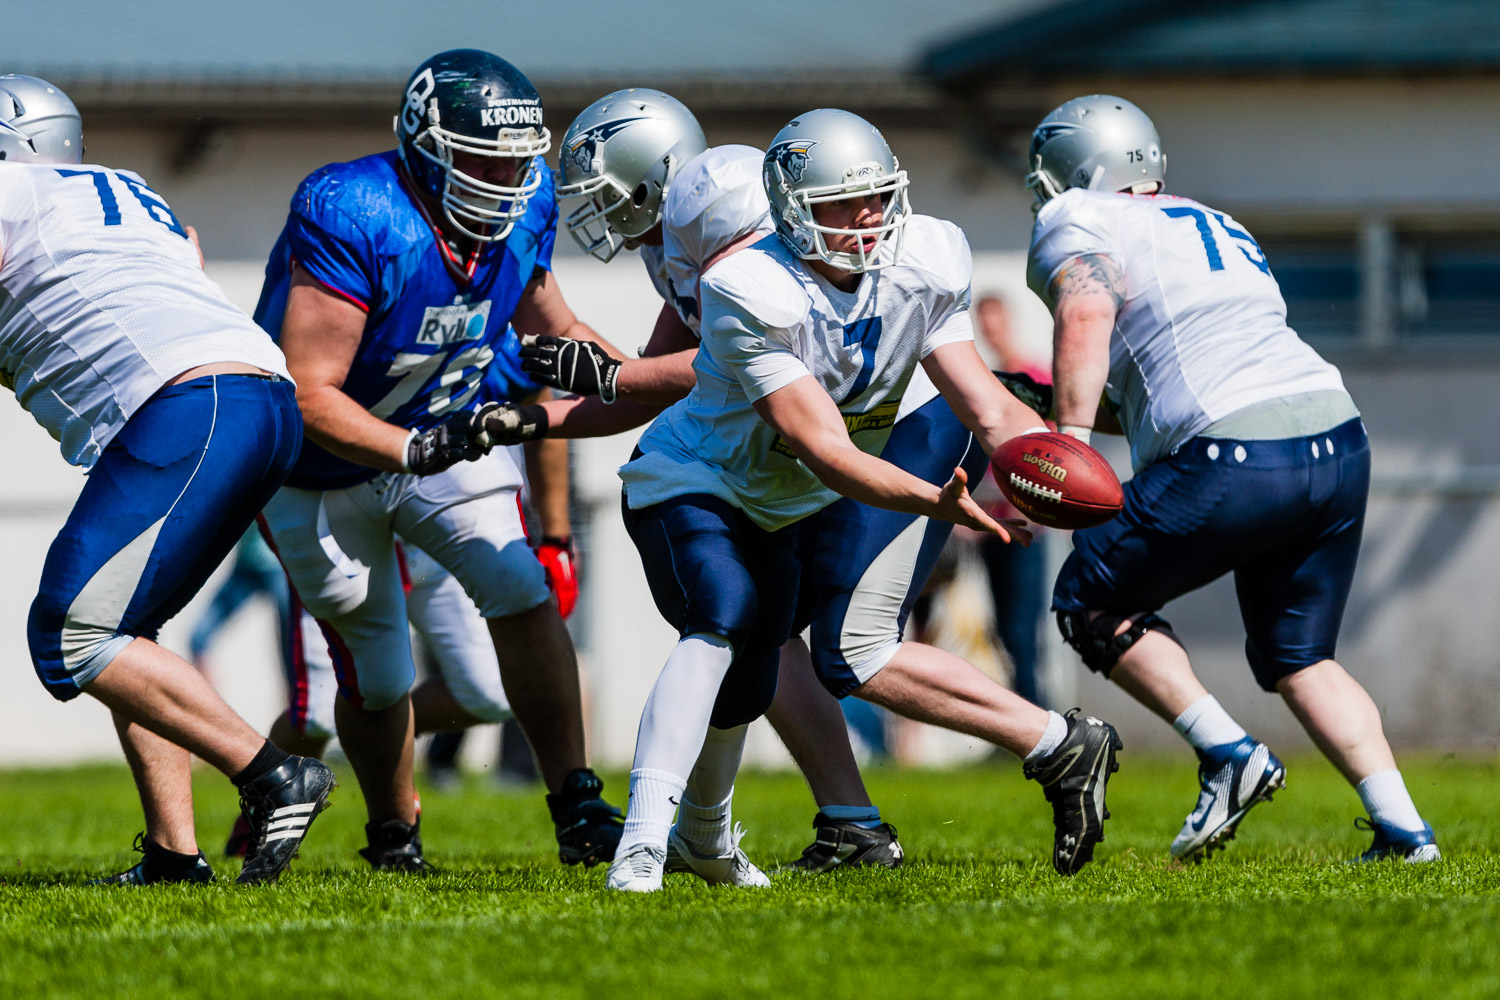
top-left (472, 401), bottom-right (549, 449)
top-left (406, 411), bottom-right (490, 476)
top-left (520, 334), bottom-right (622, 403)
top-left (936, 466), bottom-right (1033, 546)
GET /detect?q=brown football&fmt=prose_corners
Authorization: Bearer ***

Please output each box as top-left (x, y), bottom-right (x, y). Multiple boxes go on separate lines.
top-left (992, 431), bottom-right (1124, 530)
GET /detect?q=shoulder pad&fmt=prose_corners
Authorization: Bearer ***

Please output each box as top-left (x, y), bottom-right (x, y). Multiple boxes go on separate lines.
top-left (700, 241), bottom-right (810, 331)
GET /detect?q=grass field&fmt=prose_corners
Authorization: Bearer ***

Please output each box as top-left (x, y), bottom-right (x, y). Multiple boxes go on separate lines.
top-left (2, 753), bottom-right (1498, 999)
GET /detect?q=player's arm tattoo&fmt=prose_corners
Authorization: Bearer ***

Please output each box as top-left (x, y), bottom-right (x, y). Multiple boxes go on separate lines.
top-left (1049, 253), bottom-right (1126, 314)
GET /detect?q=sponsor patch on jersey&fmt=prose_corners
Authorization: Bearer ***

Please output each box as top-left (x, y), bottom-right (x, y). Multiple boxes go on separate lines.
top-left (769, 398), bottom-right (899, 458)
top-left (416, 299), bottom-right (491, 348)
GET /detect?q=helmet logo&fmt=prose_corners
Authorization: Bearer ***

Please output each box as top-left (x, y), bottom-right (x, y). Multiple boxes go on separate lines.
top-left (565, 116), bottom-right (649, 174)
top-left (481, 102), bottom-right (543, 128)
top-left (767, 139), bottom-right (818, 184)
top-left (401, 69), bottom-right (436, 135)
top-left (1030, 120), bottom-right (1085, 156)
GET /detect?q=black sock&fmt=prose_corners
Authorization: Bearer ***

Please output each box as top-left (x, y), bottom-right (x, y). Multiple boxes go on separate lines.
top-left (232, 740), bottom-right (292, 788)
top-left (142, 836), bottom-right (205, 873)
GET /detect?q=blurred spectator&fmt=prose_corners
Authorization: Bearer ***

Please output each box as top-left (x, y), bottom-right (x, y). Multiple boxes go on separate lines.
top-left (975, 295), bottom-right (1051, 707)
top-left (189, 526), bottom-right (291, 672)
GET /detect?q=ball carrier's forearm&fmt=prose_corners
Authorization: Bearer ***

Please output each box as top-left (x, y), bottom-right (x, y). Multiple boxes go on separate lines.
top-left (1049, 253), bottom-right (1125, 438)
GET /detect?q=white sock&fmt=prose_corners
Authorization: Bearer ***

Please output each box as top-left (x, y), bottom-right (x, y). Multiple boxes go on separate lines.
top-left (1357, 770), bottom-right (1426, 833)
top-left (677, 724), bottom-right (749, 855)
top-left (1172, 695), bottom-right (1248, 752)
top-left (618, 768), bottom-right (687, 856)
top-left (1024, 710), bottom-right (1070, 762)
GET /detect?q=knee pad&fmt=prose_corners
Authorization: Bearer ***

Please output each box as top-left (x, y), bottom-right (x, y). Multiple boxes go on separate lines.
top-left (1056, 610), bottom-right (1182, 678)
top-left (709, 646), bottom-right (780, 729)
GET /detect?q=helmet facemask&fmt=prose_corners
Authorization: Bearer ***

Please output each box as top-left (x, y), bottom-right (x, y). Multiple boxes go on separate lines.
top-left (773, 159), bottom-right (911, 273)
top-left (409, 104), bottom-right (551, 243)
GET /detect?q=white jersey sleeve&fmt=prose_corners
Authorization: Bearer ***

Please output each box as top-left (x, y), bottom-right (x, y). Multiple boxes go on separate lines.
top-left (0, 163), bottom-right (289, 468)
top-left (657, 145), bottom-right (774, 336)
top-left (1027, 188), bottom-right (1345, 470)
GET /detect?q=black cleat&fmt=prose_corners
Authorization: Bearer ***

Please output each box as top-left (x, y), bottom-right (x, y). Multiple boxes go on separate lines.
top-left (780, 813), bottom-right (904, 873)
top-left (358, 818), bottom-right (435, 873)
top-left (89, 832), bottom-right (215, 886)
top-left (235, 756), bottom-right (337, 885)
top-left (1023, 709), bottom-right (1123, 875)
top-left (546, 768), bottom-right (623, 866)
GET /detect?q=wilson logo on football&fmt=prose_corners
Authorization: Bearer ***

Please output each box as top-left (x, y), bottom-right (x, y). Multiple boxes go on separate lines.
top-left (1022, 452), bottom-right (1068, 482)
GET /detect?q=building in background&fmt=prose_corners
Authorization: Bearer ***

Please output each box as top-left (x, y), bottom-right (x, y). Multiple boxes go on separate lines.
top-left (0, 0), bottom-right (1496, 764)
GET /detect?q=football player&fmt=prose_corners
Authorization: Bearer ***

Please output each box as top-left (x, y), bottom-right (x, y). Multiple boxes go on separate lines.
top-left (0, 75), bottom-right (333, 885)
top-left (252, 49), bottom-right (621, 870)
top-left (492, 94), bottom-right (1126, 881)
top-left (1026, 95), bottom-right (1438, 862)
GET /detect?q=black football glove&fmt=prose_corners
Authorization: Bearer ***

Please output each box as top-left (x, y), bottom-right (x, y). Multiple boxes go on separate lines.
top-left (406, 410), bottom-right (491, 476)
top-left (520, 334), bottom-right (622, 403)
top-left (471, 401), bottom-right (550, 449)
top-left (994, 370), bottom-right (1055, 421)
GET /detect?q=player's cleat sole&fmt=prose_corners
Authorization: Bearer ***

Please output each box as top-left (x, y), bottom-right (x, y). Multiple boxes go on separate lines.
top-left (235, 756), bottom-right (337, 885)
top-left (547, 768), bottom-right (624, 867)
top-left (777, 814), bottom-right (904, 873)
top-left (1353, 817), bottom-right (1441, 863)
top-left (88, 833), bottom-right (215, 886)
top-left (605, 843), bottom-right (666, 892)
top-left (665, 824), bottom-right (770, 887)
top-left (1023, 709), bottom-right (1123, 875)
top-left (1171, 737), bottom-right (1286, 864)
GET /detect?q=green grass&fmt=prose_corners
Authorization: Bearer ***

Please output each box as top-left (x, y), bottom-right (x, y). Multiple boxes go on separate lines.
top-left (2, 754), bottom-right (1499, 999)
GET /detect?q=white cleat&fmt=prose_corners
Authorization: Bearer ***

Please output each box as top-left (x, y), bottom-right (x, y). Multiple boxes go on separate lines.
top-left (666, 823), bottom-right (770, 887)
top-left (605, 843), bottom-right (666, 892)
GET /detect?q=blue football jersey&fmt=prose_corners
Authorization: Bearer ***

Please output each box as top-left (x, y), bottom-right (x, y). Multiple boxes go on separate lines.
top-left (254, 150), bottom-right (550, 489)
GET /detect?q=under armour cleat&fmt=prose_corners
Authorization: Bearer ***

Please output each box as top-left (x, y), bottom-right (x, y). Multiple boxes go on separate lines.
top-left (605, 843), bottom-right (666, 893)
top-left (779, 813), bottom-right (904, 873)
top-left (547, 768), bottom-right (624, 867)
top-left (666, 823), bottom-right (770, 887)
top-left (1354, 817), bottom-right (1441, 863)
top-left (235, 756), bottom-right (337, 885)
top-left (1023, 709), bottom-right (1123, 875)
top-left (1170, 736), bottom-right (1285, 863)
top-left (88, 833), bottom-right (215, 886)
top-left (359, 818), bottom-right (435, 873)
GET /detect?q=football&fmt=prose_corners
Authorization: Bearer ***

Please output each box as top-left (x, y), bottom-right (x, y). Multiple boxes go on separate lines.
top-left (991, 431), bottom-right (1124, 530)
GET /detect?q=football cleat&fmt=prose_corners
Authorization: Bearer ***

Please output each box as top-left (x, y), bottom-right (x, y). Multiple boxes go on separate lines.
top-left (780, 813), bottom-right (904, 873)
top-left (1170, 737), bottom-right (1286, 863)
top-left (665, 823), bottom-right (770, 887)
top-left (235, 756), bottom-right (337, 885)
top-left (546, 768), bottom-right (624, 867)
top-left (1353, 817), bottom-right (1441, 863)
top-left (358, 818), bottom-right (434, 873)
top-left (605, 843), bottom-right (666, 893)
top-left (88, 833), bottom-right (215, 886)
top-left (223, 812), bottom-right (255, 861)
top-left (1023, 709), bottom-right (1123, 875)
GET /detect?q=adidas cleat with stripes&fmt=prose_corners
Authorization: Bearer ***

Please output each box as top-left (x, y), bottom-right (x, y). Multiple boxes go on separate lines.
top-left (1023, 709), bottom-right (1123, 875)
top-left (1170, 737), bottom-right (1286, 863)
top-left (1353, 817), bottom-right (1441, 864)
top-left (235, 756), bottom-right (337, 885)
top-left (779, 813), bottom-right (904, 873)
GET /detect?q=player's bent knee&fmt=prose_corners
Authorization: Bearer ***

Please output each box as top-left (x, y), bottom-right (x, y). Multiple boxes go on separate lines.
top-left (26, 601), bottom-right (135, 702)
top-left (465, 539), bottom-right (553, 619)
top-left (342, 664), bottom-right (416, 712)
top-left (709, 646), bottom-right (779, 728)
top-left (1056, 609), bottom-right (1183, 677)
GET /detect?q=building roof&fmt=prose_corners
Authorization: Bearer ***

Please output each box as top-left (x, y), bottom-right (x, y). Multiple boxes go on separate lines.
top-left (924, 0), bottom-right (1500, 85)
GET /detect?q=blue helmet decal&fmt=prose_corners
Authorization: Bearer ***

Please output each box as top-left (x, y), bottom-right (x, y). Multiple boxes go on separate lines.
top-left (1030, 121), bottom-right (1086, 157)
top-left (566, 116), bottom-right (650, 175)
top-left (766, 139), bottom-right (818, 184)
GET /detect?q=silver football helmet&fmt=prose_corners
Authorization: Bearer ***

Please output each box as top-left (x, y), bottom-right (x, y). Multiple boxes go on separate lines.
top-left (763, 109), bottom-right (910, 272)
top-left (1025, 95), bottom-right (1164, 207)
top-left (0, 75), bottom-right (83, 165)
top-left (556, 89), bottom-right (707, 262)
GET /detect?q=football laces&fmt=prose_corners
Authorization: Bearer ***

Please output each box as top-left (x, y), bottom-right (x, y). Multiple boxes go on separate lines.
top-left (1009, 472), bottom-right (1063, 503)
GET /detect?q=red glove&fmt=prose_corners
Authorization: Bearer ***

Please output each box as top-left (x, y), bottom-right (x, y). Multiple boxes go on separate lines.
top-left (536, 536), bottom-right (579, 619)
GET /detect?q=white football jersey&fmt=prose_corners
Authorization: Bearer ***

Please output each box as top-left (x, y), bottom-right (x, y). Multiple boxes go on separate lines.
top-left (1028, 188), bottom-right (1345, 471)
top-left (620, 214), bottom-right (974, 530)
top-left (0, 162), bottom-right (289, 468)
